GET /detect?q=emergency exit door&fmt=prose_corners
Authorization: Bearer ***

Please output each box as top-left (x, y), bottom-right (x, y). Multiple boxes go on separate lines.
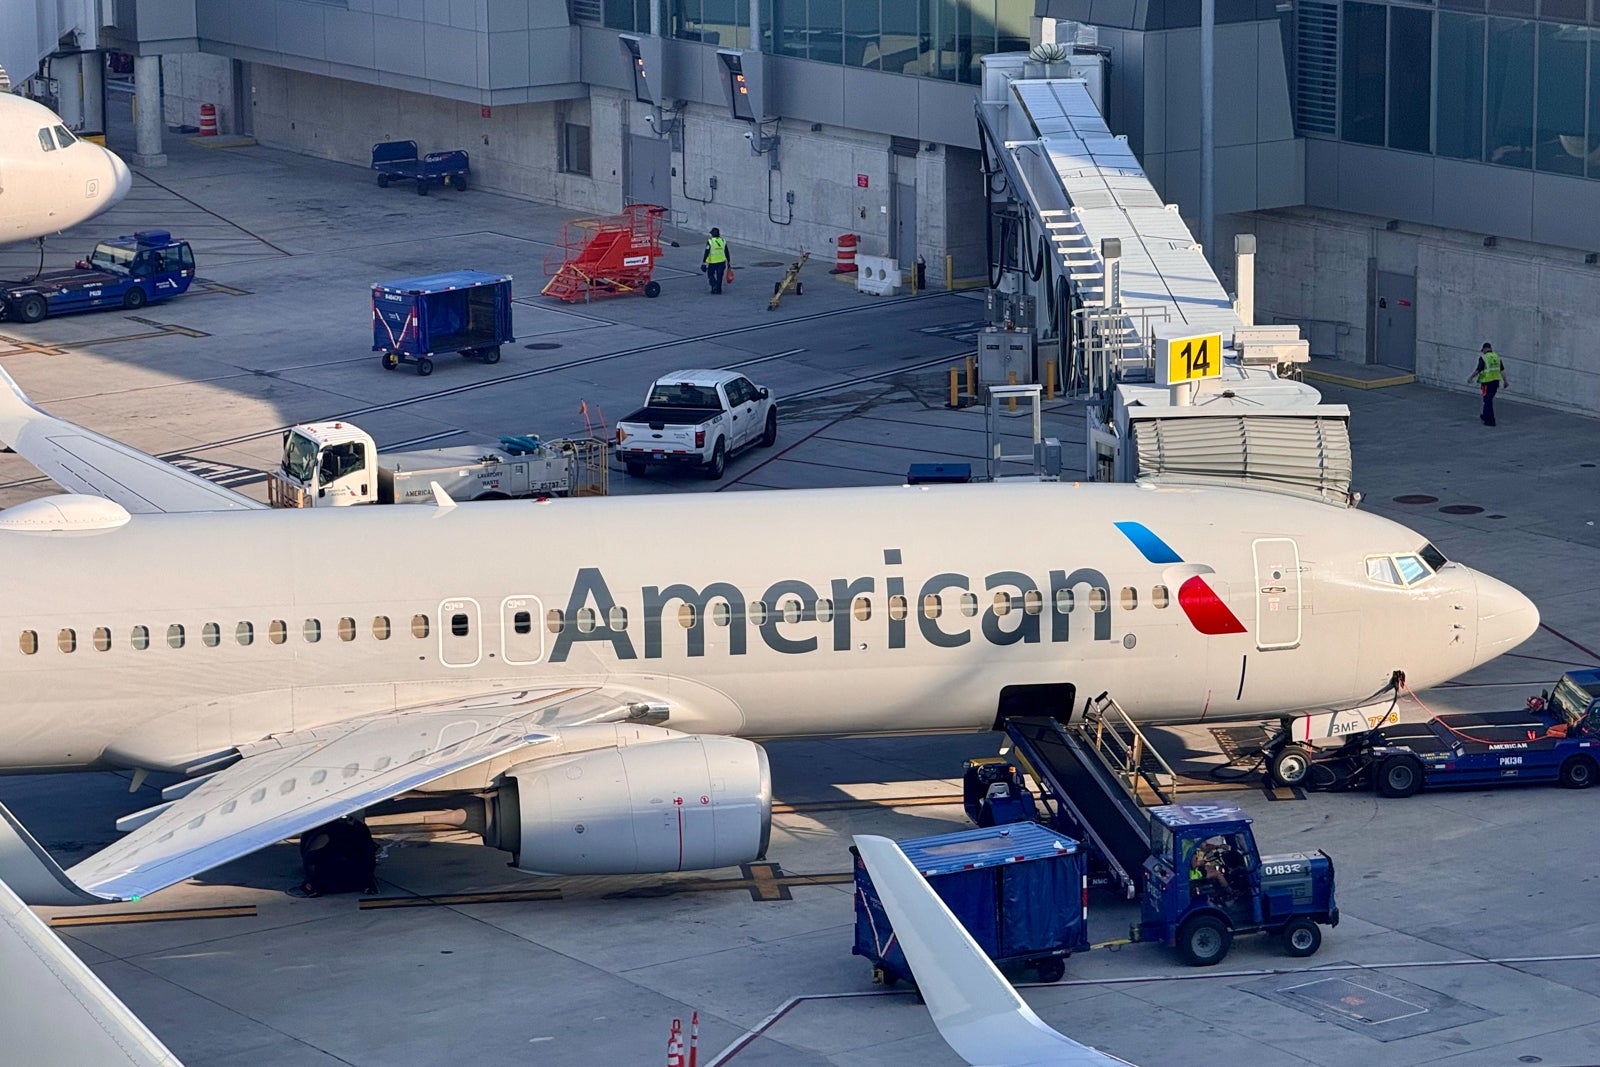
top-left (500, 595), bottom-right (546, 665)
top-left (438, 597), bottom-right (482, 667)
top-left (1252, 539), bottom-right (1302, 650)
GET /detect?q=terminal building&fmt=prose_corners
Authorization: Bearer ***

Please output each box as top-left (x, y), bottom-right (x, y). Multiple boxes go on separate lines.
top-left (5, 0), bottom-right (1598, 413)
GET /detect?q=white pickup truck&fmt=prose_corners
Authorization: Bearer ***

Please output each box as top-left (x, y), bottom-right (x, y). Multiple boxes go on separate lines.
top-left (614, 369), bottom-right (777, 479)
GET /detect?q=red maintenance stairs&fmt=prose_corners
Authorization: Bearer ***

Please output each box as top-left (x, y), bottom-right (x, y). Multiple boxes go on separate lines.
top-left (541, 203), bottom-right (667, 302)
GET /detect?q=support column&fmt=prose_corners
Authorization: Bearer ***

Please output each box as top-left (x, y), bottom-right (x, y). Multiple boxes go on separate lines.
top-left (82, 55), bottom-right (105, 135)
top-left (133, 54), bottom-right (166, 167)
top-left (55, 54), bottom-right (85, 129)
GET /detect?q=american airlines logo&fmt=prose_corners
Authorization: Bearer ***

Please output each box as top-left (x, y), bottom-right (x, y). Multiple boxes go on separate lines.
top-left (1114, 521), bottom-right (1246, 636)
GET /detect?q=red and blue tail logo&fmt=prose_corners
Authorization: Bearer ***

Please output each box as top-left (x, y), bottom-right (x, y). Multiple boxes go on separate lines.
top-left (1114, 521), bottom-right (1247, 636)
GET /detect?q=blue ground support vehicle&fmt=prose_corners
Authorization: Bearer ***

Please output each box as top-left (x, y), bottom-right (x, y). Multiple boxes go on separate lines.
top-left (1306, 668), bottom-right (1600, 796)
top-left (371, 140), bottom-right (470, 194)
top-left (0, 231), bottom-right (194, 323)
top-left (852, 821), bottom-right (1090, 985)
top-left (372, 271), bottom-right (513, 376)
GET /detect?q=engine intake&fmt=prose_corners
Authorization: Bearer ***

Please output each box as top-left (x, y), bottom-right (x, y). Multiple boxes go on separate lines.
top-left (493, 730), bottom-right (771, 875)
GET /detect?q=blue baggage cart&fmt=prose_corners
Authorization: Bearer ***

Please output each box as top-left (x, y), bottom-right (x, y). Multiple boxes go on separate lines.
top-left (852, 821), bottom-right (1089, 985)
top-left (372, 271), bottom-right (513, 376)
top-left (371, 140), bottom-right (471, 194)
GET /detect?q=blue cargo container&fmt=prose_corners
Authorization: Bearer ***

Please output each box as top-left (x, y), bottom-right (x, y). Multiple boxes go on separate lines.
top-left (372, 270), bottom-right (513, 376)
top-left (852, 821), bottom-right (1088, 985)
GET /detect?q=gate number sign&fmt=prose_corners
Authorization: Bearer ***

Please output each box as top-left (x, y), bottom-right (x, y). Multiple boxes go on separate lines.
top-left (1155, 332), bottom-right (1224, 386)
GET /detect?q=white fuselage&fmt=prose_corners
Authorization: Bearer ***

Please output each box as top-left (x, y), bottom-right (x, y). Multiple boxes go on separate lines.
top-left (0, 95), bottom-right (131, 244)
top-left (0, 482), bottom-right (1536, 773)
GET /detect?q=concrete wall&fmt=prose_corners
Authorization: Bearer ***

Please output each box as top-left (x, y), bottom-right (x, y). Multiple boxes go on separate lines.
top-left (1223, 207), bottom-right (1600, 416)
top-left (161, 52), bottom-right (235, 132)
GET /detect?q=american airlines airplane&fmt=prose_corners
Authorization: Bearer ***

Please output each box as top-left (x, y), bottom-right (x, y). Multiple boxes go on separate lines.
top-left (0, 365), bottom-right (1538, 906)
top-left (0, 90), bottom-right (133, 244)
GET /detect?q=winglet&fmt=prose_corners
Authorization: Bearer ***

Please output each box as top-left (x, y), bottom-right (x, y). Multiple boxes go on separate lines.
top-left (852, 835), bottom-right (1133, 1067)
top-left (431, 481), bottom-right (457, 508)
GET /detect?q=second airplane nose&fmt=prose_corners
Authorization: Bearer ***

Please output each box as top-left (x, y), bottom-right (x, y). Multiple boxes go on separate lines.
top-left (1474, 571), bottom-right (1540, 667)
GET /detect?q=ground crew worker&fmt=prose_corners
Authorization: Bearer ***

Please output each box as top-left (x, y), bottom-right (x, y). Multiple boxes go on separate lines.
top-left (1467, 342), bottom-right (1508, 426)
top-left (702, 227), bottom-right (730, 294)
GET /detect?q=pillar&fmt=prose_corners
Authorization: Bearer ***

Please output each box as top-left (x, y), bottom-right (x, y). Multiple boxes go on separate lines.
top-left (82, 54), bottom-right (105, 135)
top-left (55, 54), bottom-right (85, 129)
top-left (133, 54), bottom-right (166, 167)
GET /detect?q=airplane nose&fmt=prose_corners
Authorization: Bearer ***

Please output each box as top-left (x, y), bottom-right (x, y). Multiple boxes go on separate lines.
top-left (1474, 570), bottom-right (1540, 666)
top-left (105, 149), bottom-right (132, 204)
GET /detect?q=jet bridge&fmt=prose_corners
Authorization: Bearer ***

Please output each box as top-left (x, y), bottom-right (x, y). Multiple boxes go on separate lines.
top-left (975, 49), bottom-right (1352, 504)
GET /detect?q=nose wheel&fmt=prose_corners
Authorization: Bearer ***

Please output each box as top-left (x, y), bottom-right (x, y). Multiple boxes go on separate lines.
top-left (1267, 742), bottom-right (1314, 787)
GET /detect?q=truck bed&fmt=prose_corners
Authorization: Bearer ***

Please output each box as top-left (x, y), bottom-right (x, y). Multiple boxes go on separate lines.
top-left (619, 406), bottom-right (721, 428)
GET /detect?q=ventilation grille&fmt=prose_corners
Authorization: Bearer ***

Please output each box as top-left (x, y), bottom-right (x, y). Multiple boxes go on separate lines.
top-left (568, 0), bottom-right (602, 24)
top-left (1296, 1), bottom-right (1338, 136)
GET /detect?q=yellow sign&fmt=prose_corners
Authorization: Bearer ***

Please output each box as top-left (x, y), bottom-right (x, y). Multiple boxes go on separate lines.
top-left (1157, 333), bottom-right (1224, 386)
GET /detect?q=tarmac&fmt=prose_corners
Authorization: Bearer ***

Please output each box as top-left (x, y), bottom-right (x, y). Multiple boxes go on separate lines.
top-left (1, 126), bottom-right (1600, 1067)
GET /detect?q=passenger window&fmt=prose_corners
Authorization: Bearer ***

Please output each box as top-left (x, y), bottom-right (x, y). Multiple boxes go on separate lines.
top-left (815, 598), bottom-right (834, 623)
top-left (1395, 555), bottom-right (1431, 585)
top-left (854, 596), bottom-right (872, 622)
top-left (339, 617), bottom-right (356, 641)
top-left (93, 627), bottom-right (112, 652)
top-left (1152, 585), bottom-right (1170, 609)
top-left (450, 613), bottom-right (469, 637)
top-left (781, 598), bottom-right (803, 624)
top-left (1055, 589), bottom-right (1074, 613)
top-left (167, 624), bottom-right (185, 649)
top-left (303, 619), bottom-right (321, 643)
top-left (749, 601), bottom-right (769, 625)
top-left (1365, 557), bottom-right (1401, 585)
top-left (711, 602), bottom-right (731, 627)
top-left (1121, 587), bottom-right (1138, 610)
top-left (202, 622), bottom-right (221, 647)
top-left (544, 609), bottom-right (563, 635)
top-left (58, 628), bottom-right (76, 653)
top-left (1023, 590), bottom-right (1043, 615)
top-left (19, 631), bottom-right (38, 655)
top-left (411, 614), bottom-right (430, 638)
top-left (608, 606), bottom-right (629, 630)
top-left (993, 592), bottom-right (1012, 617)
top-left (38, 128), bottom-right (55, 151)
top-left (959, 592), bottom-right (978, 617)
top-left (922, 594), bottom-right (942, 619)
top-left (678, 604), bottom-right (698, 629)
top-left (237, 622), bottom-right (254, 646)
top-left (1089, 588), bottom-right (1108, 613)
top-left (888, 595), bottom-right (908, 621)
top-left (131, 625), bottom-right (150, 650)
top-left (513, 611), bottom-right (532, 635)
top-left (268, 620), bottom-right (288, 644)
top-left (577, 608), bottom-right (598, 633)
top-left (372, 616), bottom-right (390, 640)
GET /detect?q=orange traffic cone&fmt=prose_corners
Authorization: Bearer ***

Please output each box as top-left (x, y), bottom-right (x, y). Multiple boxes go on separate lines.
top-left (666, 1018), bottom-right (684, 1067)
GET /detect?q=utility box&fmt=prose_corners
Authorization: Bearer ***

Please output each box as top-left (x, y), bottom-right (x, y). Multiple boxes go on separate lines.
top-left (980, 326), bottom-right (1035, 385)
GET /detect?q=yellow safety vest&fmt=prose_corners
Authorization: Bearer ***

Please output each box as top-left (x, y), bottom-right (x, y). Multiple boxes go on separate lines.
top-left (1479, 350), bottom-right (1503, 382)
top-left (706, 236), bottom-right (727, 264)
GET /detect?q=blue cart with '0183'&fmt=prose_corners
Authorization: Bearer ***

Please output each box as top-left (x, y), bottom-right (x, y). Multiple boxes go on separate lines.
top-left (372, 271), bottom-right (513, 376)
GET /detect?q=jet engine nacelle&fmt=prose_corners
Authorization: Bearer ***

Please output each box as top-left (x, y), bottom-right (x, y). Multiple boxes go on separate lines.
top-left (494, 732), bottom-right (771, 875)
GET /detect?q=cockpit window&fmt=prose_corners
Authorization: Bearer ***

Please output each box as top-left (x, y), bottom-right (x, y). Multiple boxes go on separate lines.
top-left (1395, 554), bottom-right (1431, 584)
top-left (38, 128), bottom-right (55, 152)
top-left (1419, 542), bottom-right (1448, 571)
top-left (1366, 557), bottom-right (1401, 585)
top-left (53, 125), bottom-right (77, 148)
top-left (1366, 553), bottom-right (1434, 587)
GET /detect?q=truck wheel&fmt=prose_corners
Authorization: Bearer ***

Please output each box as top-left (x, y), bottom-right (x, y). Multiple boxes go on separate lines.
top-left (123, 286), bottom-right (147, 310)
top-left (760, 409), bottom-right (778, 448)
top-left (1281, 918), bottom-right (1322, 958)
top-left (1034, 958), bottom-right (1066, 983)
top-left (1558, 755), bottom-right (1596, 789)
top-left (453, 175), bottom-right (468, 192)
top-left (1178, 914), bottom-right (1232, 967)
top-left (644, 281), bottom-right (661, 298)
top-left (377, 173), bottom-right (390, 188)
top-left (416, 357), bottom-right (434, 376)
top-left (625, 461), bottom-right (646, 478)
top-left (17, 294), bottom-right (48, 323)
top-left (1269, 744), bottom-right (1313, 787)
top-left (703, 439), bottom-right (726, 480)
top-left (482, 345), bottom-right (501, 365)
top-left (1376, 755), bottom-right (1422, 798)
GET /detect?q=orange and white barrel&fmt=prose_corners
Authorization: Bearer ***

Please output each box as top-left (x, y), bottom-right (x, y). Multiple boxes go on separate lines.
top-left (198, 102), bottom-right (217, 137)
top-left (832, 233), bottom-right (859, 274)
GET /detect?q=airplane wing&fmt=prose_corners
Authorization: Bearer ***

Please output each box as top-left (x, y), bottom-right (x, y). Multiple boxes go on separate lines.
top-left (0, 876), bottom-right (183, 1065)
top-left (0, 364), bottom-right (264, 513)
top-left (0, 686), bottom-right (661, 906)
top-left (852, 835), bottom-right (1133, 1067)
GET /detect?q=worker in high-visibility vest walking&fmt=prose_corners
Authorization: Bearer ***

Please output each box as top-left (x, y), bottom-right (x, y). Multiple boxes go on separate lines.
top-left (1468, 342), bottom-right (1510, 426)
top-left (702, 227), bottom-right (730, 294)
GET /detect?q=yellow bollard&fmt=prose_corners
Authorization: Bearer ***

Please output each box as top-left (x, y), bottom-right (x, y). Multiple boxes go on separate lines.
top-left (965, 356), bottom-right (976, 398)
top-left (945, 255), bottom-right (954, 291)
top-left (1046, 358), bottom-right (1057, 399)
top-left (949, 366), bottom-right (959, 408)
top-left (1007, 371), bottom-right (1018, 411)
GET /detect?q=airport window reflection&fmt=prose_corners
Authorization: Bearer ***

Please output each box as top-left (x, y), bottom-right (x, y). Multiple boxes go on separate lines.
top-left (1341, 2), bottom-right (1386, 145)
top-left (237, 621), bottom-right (254, 646)
top-left (1536, 22), bottom-right (1586, 174)
top-left (545, 609), bottom-right (564, 635)
top-left (411, 614), bottom-right (430, 639)
top-left (373, 616), bottom-right (391, 640)
top-left (167, 624), bottom-right (185, 650)
top-left (131, 625), bottom-right (150, 650)
top-left (202, 623), bottom-right (221, 648)
top-left (339, 617), bottom-right (357, 641)
top-left (19, 630), bottom-right (38, 655)
top-left (269, 620), bottom-right (287, 645)
top-left (1437, 13), bottom-right (1485, 161)
top-left (93, 627), bottom-right (112, 652)
top-left (1486, 17), bottom-right (1535, 167)
top-left (1388, 6), bottom-right (1431, 152)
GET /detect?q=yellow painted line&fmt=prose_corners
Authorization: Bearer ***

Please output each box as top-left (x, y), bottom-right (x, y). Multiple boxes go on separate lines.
top-left (359, 888), bottom-right (562, 910)
top-left (49, 904), bottom-right (257, 928)
top-left (1303, 368), bottom-right (1417, 390)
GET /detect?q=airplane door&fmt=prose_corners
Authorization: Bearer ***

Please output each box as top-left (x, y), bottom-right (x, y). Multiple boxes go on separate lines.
top-left (500, 595), bottom-right (546, 665)
top-left (438, 597), bottom-right (482, 667)
top-left (1253, 539), bottom-right (1302, 651)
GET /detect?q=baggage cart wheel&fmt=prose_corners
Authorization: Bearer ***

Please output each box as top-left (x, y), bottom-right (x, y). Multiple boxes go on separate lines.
top-left (625, 461), bottom-right (647, 478)
top-left (452, 176), bottom-right (468, 191)
top-left (1177, 914), bottom-right (1232, 967)
top-left (644, 281), bottom-right (661, 298)
top-left (381, 352), bottom-right (399, 371)
top-left (416, 357), bottom-right (434, 376)
top-left (123, 286), bottom-right (148, 310)
top-left (17, 294), bottom-right (48, 323)
top-left (1376, 755), bottom-right (1422, 798)
top-left (377, 173), bottom-right (389, 187)
top-left (1034, 958), bottom-right (1066, 983)
top-left (482, 345), bottom-right (501, 365)
top-left (1268, 744), bottom-right (1313, 787)
top-left (1281, 918), bottom-right (1321, 958)
top-left (872, 966), bottom-right (898, 988)
top-left (416, 182), bottom-right (429, 196)
top-left (1558, 755), bottom-right (1596, 789)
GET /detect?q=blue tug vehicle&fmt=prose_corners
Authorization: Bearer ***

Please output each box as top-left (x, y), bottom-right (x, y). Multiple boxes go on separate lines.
top-left (0, 230), bottom-right (194, 323)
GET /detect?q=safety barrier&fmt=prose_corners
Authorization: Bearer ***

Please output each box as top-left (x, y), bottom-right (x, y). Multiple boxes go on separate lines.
top-left (831, 232), bottom-right (858, 274)
top-left (198, 102), bottom-right (217, 137)
top-left (854, 254), bottom-right (901, 296)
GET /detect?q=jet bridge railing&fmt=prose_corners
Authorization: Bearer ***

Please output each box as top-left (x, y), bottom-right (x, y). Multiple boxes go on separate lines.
top-left (1069, 304), bottom-right (1167, 397)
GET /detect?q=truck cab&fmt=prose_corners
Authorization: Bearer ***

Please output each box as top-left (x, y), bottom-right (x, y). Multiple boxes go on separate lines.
top-left (0, 230), bottom-right (194, 323)
top-left (270, 423), bottom-right (377, 507)
top-left (1139, 803), bottom-right (1337, 966)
